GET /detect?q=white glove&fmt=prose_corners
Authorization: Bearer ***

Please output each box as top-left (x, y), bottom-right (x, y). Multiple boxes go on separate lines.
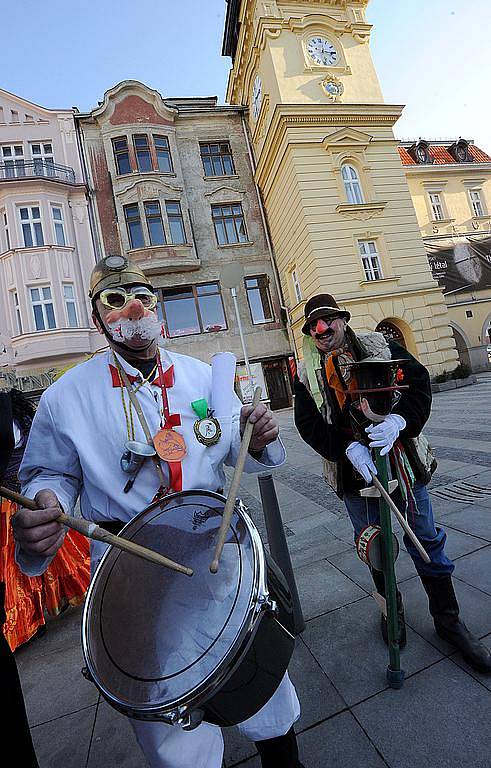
top-left (365, 413), bottom-right (406, 456)
top-left (345, 441), bottom-right (377, 483)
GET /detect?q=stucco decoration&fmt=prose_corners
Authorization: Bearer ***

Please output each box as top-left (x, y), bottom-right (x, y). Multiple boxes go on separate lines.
top-left (91, 81), bottom-right (178, 128)
top-left (71, 201), bottom-right (87, 225)
top-left (335, 202), bottom-right (386, 220)
top-left (320, 75), bottom-right (344, 102)
top-left (62, 254), bottom-right (71, 278)
top-left (204, 185), bottom-right (247, 200)
top-left (29, 255), bottom-right (41, 279)
top-left (116, 178), bottom-right (183, 203)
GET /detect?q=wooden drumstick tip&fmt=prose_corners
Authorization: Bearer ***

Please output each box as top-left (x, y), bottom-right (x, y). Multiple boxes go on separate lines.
top-left (210, 559), bottom-right (219, 574)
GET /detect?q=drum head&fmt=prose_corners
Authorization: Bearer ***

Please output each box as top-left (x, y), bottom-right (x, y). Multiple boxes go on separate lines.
top-left (82, 491), bottom-right (259, 718)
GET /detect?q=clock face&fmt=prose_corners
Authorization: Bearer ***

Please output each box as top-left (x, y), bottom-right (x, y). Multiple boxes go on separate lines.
top-left (252, 75), bottom-right (262, 120)
top-left (307, 36), bottom-right (338, 66)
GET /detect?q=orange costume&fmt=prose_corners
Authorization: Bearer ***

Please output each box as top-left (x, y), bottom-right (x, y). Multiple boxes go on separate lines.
top-left (1, 497), bottom-right (90, 651)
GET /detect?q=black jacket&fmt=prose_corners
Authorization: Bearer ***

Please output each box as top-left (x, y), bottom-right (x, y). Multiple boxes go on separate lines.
top-left (294, 341), bottom-right (432, 496)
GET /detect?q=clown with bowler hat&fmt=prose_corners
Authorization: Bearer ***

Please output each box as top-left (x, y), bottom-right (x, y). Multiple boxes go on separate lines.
top-left (293, 292), bottom-right (491, 673)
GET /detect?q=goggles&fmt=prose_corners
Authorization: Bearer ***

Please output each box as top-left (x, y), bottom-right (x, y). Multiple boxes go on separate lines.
top-left (99, 286), bottom-right (158, 311)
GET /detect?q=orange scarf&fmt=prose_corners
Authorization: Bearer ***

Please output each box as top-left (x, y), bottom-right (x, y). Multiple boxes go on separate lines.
top-left (324, 350), bottom-right (358, 409)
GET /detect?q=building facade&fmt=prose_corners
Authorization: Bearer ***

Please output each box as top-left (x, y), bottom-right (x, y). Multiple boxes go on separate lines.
top-left (222, 0), bottom-right (459, 376)
top-left (76, 81), bottom-right (292, 408)
top-left (400, 138), bottom-right (491, 372)
top-left (0, 89), bottom-right (98, 393)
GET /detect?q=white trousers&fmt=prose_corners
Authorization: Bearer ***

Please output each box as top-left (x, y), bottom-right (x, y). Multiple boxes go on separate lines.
top-left (130, 672), bottom-right (300, 768)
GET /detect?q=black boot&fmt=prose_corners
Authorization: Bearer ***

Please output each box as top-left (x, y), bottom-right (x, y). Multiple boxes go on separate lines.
top-left (370, 567), bottom-right (407, 648)
top-left (255, 727), bottom-right (305, 768)
top-left (420, 574), bottom-right (491, 674)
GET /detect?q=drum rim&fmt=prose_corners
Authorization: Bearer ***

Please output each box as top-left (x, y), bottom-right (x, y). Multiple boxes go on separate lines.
top-left (82, 489), bottom-right (268, 719)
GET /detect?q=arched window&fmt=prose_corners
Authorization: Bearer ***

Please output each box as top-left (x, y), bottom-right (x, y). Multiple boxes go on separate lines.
top-left (341, 164), bottom-right (364, 204)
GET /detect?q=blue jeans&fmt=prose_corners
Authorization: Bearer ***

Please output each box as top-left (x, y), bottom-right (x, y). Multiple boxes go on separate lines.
top-left (343, 482), bottom-right (454, 578)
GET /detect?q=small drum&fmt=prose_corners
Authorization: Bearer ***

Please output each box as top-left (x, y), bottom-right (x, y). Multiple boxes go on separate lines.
top-left (82, 490), bottom-right (295, 729)
top-left (356, 524), bottom-right (400, 570)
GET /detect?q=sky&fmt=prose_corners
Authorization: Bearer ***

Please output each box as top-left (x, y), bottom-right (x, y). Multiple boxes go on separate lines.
top-left (1, 0), bottom-right (490, 149)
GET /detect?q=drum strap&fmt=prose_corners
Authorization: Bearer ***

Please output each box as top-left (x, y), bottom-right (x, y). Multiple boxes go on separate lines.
top-left (115, 360), bottom-right (168, 491)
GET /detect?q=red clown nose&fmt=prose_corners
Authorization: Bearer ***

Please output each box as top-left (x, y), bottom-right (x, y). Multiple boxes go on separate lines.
top-left (314, 318), bottom-right (329, 334)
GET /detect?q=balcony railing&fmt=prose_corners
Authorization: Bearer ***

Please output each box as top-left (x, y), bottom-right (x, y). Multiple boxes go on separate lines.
top-left (0, 160), bottom-right (76, 184)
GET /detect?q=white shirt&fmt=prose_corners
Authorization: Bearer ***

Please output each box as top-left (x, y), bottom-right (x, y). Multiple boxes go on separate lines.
top-left (18, 346), bottom-right (285, 574)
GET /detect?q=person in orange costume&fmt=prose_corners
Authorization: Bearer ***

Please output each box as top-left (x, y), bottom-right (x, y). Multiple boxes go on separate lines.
top-left (1, 389), bottom-right (90, 651)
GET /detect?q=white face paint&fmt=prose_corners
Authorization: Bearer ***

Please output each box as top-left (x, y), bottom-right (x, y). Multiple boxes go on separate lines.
top-left (107, 314), bottom-right (163, 344)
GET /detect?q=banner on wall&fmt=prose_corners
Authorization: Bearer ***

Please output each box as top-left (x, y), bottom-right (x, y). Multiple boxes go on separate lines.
top-left (426, 234), bottom-right (491, 295)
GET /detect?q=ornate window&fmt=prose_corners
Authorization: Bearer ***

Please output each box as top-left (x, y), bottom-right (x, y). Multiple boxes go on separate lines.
top-left (11, 291), bottom-right (22, 335)
top-left (154, 135), bottom-right (173, 173)
top-left (469, 189), bottom-right (486, 217)
top-left (51, 206), bottom-right (66, 246)
top-left (159, 282), bottom-right (227, 337)
top-left (133, 135), bottom-right (152, 173)
top-left (19, 206), bottom-right (44, 247)
top-left (200, 142), bottom-right (235, 177)
top-left (113, 138), bottom-right (131, 175)
top-left (124, 204), bottom-right (144, 249)
top-left (341, 164), bottom-right (364, 204)
top-left (429, 193), bottom-right (445, 222)
top-left (212, 203), bottom-right (248, 245)
top-left (165, 201), bottom-right (186, 244)
top-left (358, 240), bottom-right (383, 281)
top-left (144, 201), bottom-right (166, 246)
top-left (30, 286), bottom-right (56, 330)
top-left (245, 275), bottom-right (274, 324)
top-left (63, 284), bottom-right (79, 328)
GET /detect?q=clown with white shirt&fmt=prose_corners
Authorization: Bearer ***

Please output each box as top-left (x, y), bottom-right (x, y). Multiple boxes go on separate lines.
top-left (14, 255), bottom-right (304, 768)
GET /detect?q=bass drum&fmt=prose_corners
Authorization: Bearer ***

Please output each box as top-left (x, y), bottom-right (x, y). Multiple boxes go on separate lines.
top-left (82, 490), bottom-right (295, 728)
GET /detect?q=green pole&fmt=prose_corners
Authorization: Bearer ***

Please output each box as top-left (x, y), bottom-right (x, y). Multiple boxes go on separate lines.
top-left (375, 449), bottom-right (405, 689)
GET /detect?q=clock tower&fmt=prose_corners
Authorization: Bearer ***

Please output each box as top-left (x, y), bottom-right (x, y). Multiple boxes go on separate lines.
top-left (222, 0), bottom-right (458, 374)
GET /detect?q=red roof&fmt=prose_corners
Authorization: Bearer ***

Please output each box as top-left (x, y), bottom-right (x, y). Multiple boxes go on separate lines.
top-left (398, 143), bottom-right (491, 166)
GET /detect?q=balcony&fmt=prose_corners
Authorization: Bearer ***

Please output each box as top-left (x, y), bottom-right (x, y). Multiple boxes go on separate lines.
top-left (0, 160), bottom-right (76, 184)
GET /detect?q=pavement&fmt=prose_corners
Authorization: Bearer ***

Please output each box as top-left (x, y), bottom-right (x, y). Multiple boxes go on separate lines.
top-left (16, 373), bottom-right (491, 768)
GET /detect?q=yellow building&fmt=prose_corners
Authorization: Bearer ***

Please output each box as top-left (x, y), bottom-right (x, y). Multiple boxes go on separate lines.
top-left (400, 138), bottom-right (491, 372)
top-left (222, 0), bottom-right (458, 375)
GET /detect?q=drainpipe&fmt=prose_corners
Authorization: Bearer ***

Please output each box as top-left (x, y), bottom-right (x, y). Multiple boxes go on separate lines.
top-left (74, 115), bottom-right (102, 262)
top-left (240, 114), bottom-right (299, 361)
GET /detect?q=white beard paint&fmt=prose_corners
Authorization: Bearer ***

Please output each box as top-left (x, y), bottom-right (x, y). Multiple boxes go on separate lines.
top-left (107, 314), bottom-right (163, 344)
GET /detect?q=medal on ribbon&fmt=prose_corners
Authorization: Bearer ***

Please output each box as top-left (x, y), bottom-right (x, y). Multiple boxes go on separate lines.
top-left (153, 428), bottom-right (187, 462)
top-left (192, 399), bottom-right (221, 447)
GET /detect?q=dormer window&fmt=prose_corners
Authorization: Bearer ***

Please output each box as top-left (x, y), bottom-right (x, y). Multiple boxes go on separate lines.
top-left (449, 139), bottom-right (472, 163)
top-left (411, 140), bottom-right (432, 165)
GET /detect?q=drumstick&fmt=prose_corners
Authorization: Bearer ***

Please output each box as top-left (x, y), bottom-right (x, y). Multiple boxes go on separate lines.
top-left (0, 486), bottom-right (193, 577)
top-left (210, 386), bottom-right (262, 573)
top-left (369, 473), bottom-right (431, 565)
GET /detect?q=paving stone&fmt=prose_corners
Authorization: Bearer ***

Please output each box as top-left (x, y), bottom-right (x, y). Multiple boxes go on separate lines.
top-left (290, 535), bottom-right (352, 569)
top-left (439, 526), bottom-right (489, 560)
top-left (353, 660), bottom-right (491, 768)
top-left (442, 506), bottom-right (491, 542)
top-left (401, 573), bottom-right (491, 654)
top-left (296, 711), bottom-right (387, 768)
top-left (17, 641), bottom-right (98, 726)
top-left (31, 705), bottom-right (96, 768)
top-left (449, 632), bottom-right (491, 691)
top-left (87, 701), bottom-right (147, 767)
top-left (302, 596), bottom-right (443, 706)
top-left (453, 546), bottom-right (491, 595)
top-left (294, 559), bottom-right (366, 620)
top-left (327, 546), bottom-right (416, 592)
top-left (14, 604), bottom-right (83, 662)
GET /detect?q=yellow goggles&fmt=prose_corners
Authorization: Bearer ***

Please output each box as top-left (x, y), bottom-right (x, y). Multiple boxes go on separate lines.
top-left (99, 286), bottom-right (158, 311)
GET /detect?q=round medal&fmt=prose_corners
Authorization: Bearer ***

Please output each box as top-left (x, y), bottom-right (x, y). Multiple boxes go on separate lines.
top-left (153, 429), bottom-right (187, 462)
top-left (194, 417), bottom-right (221, 447)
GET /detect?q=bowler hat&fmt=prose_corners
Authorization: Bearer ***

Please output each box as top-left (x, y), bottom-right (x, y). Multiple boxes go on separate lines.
top-left (301, 293), bottom-right (351, 335)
